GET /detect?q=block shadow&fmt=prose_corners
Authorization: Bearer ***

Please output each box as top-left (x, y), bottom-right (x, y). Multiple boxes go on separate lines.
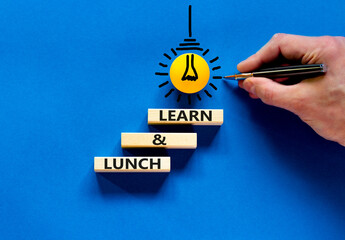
top-left (96, 172), bottom-right (169, 195)
top-left (123, 146), bottom-right (195, 171)
top-left (149, 124), bottom-right (221, 148)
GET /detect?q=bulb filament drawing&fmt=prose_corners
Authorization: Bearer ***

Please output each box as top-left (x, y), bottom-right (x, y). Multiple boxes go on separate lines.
top-left (182, 54), bottom-right (198, 81)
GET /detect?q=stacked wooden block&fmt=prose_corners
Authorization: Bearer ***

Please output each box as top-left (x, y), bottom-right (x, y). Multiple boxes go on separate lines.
top-left (94, 109), bottom-right (223, 173)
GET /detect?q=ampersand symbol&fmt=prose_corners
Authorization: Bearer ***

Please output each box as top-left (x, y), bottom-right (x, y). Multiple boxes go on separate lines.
top-left (152, 134), bottom-right (167, 145)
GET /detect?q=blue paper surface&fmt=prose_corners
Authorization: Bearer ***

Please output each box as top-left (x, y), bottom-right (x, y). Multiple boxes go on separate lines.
top-left (1, 0), bottom-right (345, 239)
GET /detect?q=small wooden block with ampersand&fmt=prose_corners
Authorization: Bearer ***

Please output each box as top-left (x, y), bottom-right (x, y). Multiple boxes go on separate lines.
top-left (121, 133), bottom-right (197, 149)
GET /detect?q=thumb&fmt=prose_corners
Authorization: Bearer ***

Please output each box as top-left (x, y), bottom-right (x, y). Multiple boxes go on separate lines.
top-left (243, 77), bottom-right (299, 111)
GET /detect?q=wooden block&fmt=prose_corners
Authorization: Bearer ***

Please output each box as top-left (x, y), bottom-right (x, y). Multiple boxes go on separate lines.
top-left (94, 157), bottom-right (170, 172)
top-left (148, 109), bottom-right (223, 125)
top-left (121, 133), bottom-right (197, 149)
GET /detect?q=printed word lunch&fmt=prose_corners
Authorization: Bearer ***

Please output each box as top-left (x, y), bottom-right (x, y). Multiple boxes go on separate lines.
top-left (94, 157), bottom-right (171, 172)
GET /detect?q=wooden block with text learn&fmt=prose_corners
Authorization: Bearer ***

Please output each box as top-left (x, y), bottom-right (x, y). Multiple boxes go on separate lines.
top-left (121, 133), bottom-right (197, 149)
top-left (94, 157), bottom-right (170, 172)
top-left (148, 109), bottom-right (223, 125)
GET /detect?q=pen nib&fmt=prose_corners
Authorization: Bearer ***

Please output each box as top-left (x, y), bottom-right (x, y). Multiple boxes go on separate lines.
top-left (223, 75), bottom-right (236, 80)
top-left (224, 75), bottom-right (235, 78)
top-left (223, 73), bottom-right (253, 80)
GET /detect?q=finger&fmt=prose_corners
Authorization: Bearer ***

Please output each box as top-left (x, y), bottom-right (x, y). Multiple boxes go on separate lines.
top-left (237, 33), bottom-right (320, 73)
top-left (249, 93), bottom-right (259, 99)
top-left (239, 80), bottom-right (259, 98)
top-left (238, 80), bottom-right (244, 88)
top-left (274, 77), bottom-right (289, 83)
top-left (242, 77), bottom-right (301, 111)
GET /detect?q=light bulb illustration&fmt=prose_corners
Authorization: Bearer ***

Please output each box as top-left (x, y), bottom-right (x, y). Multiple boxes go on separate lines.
top-left (170, 53), bottom-right (210, 94)
top-left (155, 5), bottom-right (221, 104)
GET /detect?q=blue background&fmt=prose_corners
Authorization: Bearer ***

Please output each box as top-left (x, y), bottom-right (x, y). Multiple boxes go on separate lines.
top-left (1, 0), bottom-right (345, 239)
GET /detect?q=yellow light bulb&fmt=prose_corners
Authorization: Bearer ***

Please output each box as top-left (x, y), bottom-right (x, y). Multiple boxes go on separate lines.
top-left (169, 53), bottom-right (210, 94)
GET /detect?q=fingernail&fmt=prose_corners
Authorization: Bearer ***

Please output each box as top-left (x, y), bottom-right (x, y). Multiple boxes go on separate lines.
top-left (243, 79), bottom-right (256, 95)
top-left (237, 60), bottom-right (246, 66)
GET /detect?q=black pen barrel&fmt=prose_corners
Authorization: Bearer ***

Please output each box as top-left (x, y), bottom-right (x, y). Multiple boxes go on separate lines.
top-left (253, 64), bottom-right (325, 78)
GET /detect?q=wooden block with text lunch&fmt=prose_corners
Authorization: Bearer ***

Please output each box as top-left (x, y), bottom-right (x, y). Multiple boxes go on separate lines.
top-left (148, 109), bottom-right (223, 125)
top-left (121, 133), bottom-right (197, 149)
top-left (94, 157), bottom-right (170, 172)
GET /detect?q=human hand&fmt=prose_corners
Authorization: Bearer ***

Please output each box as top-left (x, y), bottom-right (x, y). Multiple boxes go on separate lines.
top-left (237, 34), bottom-right (345, 146)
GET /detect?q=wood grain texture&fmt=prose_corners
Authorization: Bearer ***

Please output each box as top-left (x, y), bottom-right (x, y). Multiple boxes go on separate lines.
top-left (148, 109), bottom-right (223, 125)
top-left (94, 157), bottom-right (170, 172)
top-left (121, 133), bottom-right (197, 149)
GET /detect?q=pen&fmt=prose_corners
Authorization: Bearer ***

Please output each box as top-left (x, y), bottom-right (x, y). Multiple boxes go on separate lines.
top-left (223, 64), bottom-right (327, 80)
